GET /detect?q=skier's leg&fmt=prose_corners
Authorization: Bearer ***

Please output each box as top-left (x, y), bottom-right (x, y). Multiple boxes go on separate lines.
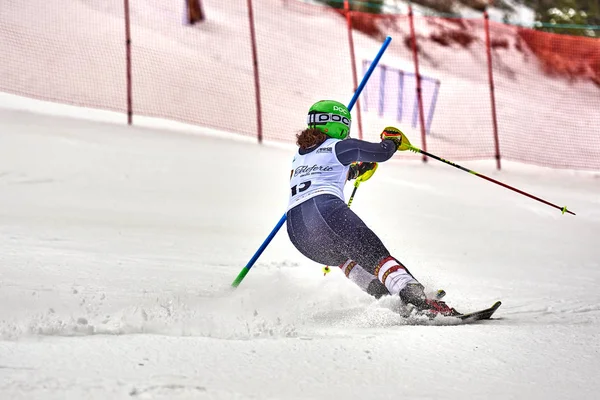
top-left (287, 194), bottom-right (420, 300)
top-left (339, 259), bottom-right (389, 299)
top-left (287, 196), bottom-right (454, 315)
top-left (287, 196), bottom-right (386, 298)
top-left (316, 197), bottom-right (421, 296)
top-left (286, 197), bottom-right (348, 267)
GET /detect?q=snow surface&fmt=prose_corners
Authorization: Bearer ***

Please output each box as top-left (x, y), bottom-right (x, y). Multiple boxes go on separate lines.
top-left (1, 95), bottom-right (600, 399)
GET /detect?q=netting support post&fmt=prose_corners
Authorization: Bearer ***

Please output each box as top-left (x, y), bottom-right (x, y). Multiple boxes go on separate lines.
top-left (484, 9), bottom-right (501, 170)
top-left (124, 0), bottom-right (133, 125)
top-left (344, 0), bottom-right (363, 140)
top-left (408, 5), bottom-right (427, 163)
top-left (186, 0), bottom-right (205, 24)
top-left (247, 0), bottom-right (263, 143)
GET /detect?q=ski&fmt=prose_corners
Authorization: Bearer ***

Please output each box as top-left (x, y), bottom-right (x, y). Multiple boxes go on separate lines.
top-left (399, 289), bottom-right (502, 324)
top-left (456, 301), bottom-right (502, 322)
top-left (430, 289), bottom-right (501, 322)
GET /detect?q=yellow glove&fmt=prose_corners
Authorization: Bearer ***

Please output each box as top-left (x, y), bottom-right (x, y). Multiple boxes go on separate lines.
top-left (348, 162), bottom-right (378, 182)
top-left (380, 126), bottom-right (412, 151)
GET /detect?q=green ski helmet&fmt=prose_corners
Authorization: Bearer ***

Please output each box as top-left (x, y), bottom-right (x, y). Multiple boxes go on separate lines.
top-left (306, 100), bottom-right (352, 139)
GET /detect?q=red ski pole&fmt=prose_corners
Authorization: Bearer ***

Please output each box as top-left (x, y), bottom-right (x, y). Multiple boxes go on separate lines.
top-left (388, 128), bottom-right (575, 216)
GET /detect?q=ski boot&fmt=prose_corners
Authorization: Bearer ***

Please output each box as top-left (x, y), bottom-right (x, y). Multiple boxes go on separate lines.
top-left (399, 283), bottom-right (460, 318)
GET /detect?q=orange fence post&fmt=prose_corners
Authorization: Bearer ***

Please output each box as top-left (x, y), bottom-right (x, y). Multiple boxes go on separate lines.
top-left (408, 5), bottom-right (428, 163)
top-left (344, 0), bottom-right (363, 139)
top-left (124, 0), bottom-right (133, 125)
top-left (484, 9), bottom-right (502, 170)
top-left (247, 0), bottom-right (263, 143)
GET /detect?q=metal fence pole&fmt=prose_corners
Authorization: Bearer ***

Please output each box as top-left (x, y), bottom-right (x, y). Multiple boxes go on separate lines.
top-left (408, 5), bottom-right (428, 163)
top-left (484, 9), bottom-right (502, 170)
top-left (344, 0), bottom-right (363, 139)
top-left (247, 0), bottom-right (263, 143)
top-left (124, 0), bottom-right (133, 125)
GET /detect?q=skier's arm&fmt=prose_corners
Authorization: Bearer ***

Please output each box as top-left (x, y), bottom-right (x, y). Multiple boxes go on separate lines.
top-left (335, 138), bottom-right (397, 166)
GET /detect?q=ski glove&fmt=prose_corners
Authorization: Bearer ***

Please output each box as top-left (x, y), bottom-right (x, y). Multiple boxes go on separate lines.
top-left (380, 126), bottom-right (411, 151)
top-left (348, 162), bottom-right (378, 182)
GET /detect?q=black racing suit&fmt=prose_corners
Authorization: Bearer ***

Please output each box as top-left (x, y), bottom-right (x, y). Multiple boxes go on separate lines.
top-left (286, 138), bottom-right (398, 297)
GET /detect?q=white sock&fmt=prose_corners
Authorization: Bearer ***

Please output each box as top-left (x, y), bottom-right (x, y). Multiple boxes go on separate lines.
top-left (339, 259), bottom-right (374, 292)
top-left (374, 256), bottom-right (417, 295)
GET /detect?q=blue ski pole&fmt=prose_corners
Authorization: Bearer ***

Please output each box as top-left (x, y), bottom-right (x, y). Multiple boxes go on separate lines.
top-left (232, 36), bottom-right (392, 288)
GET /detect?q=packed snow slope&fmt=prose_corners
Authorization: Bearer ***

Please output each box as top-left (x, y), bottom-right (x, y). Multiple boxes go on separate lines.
top-left (1, 106), bottom-right (600, 399)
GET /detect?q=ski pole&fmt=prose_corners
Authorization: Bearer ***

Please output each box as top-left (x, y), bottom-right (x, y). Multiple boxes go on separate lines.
top-left (346, 161), bottom-right (378, 209)
top-left (231, 36), bottom-right (393, 288)
top-left (393, 130), bottom-right (576, 216)
top-left (346, 180), bottom-right (361, 208)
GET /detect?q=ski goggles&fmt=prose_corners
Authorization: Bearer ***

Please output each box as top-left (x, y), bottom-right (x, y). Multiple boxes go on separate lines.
top-left (307, 112), bottom-right (352, 129)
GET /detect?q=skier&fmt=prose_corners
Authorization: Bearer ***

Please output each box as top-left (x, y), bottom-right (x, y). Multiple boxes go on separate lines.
top-left (286, 99), bottom-right (456, 317)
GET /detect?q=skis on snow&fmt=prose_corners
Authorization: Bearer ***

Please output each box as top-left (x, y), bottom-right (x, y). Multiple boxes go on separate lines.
top-left (414, 289), bottom-right (502, 323)
top-left (456, 301), bottom-right (502, 322)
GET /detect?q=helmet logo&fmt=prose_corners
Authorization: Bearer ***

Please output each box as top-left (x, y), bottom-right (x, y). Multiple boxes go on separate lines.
top-left (307, 113), bottom-right (350, 127)
top-left (333, 105), bottom-right (348, 114)
top-left (331, 114), bottom-right (349, 125)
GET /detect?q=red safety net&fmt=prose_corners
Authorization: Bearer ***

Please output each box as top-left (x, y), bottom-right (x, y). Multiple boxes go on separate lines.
top-left (0, 1), bottom-right (126, 113)
top-left (251, 0), bottom-right (355, 142)
top-left (499, 25), bottom-right (600, 169)
top-left (351, 14), bottom-right (501, 161)
top-left (1, 0), bottom-right (599, 170)
top-left (351, 12), bottom-right (600, 169)
top-left (128, 0), bottom-right (258, 136)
